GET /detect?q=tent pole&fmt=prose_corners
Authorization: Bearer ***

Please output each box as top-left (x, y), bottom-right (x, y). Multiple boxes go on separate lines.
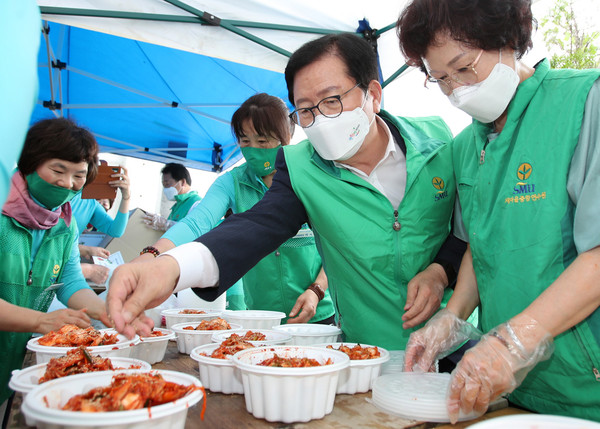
top-left (382, 63), bottom-right (410, 89)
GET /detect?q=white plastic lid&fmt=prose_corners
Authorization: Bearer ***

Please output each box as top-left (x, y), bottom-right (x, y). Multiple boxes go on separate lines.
top-left (372, 372), bottom-right (481, 423)
top-left (272, 323), bottom-right (342, 337)
top-left (221, 310), bottom-right (286, 320)
top-left (467, 414), bottom-right (600, 429)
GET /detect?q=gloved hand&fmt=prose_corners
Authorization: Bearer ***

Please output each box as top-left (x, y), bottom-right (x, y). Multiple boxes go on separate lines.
top-left (142, 213), bottom-right (175, 231)
top-left (447, 315), bottom-right (554, 423)
top-left (404, 308), bottom-right (482, 372)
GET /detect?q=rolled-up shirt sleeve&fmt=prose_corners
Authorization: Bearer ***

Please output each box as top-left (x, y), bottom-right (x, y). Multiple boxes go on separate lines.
top-left (568, 78), bottom-right (600, 253)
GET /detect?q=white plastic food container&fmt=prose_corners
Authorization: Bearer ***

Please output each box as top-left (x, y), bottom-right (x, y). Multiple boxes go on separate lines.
top-left (189, 343), bottom-right (244, 394)
top-left (171, 322), bottom-right (242, 354)
top-left (210, 329), bottom-right (292, 346)
top-left (130, 328), bottom-right (175, 364)
top-left (26, 330), bottom-right (140, 364)
top-left (233, 345), bottom-right (350, 423)
top-left (21, 369), bottom-right (204, 429)
top-left (9, 357), bottom-right (151, 398)
top-left (221, 310), bottom-right (286, 329)
top-left (313, 342), bottom-right (390, 394)
top-left (160, 308), bottom-right (222, 329)
top-left (272, 324), bottom-right (342, 345)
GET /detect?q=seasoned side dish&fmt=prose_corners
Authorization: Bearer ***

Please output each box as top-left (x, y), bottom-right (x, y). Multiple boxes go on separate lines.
top-left (326, 344), bottom-right (381, 360)
top-left (183, 318), bottom-right (231, 331)
top-left (60, 373), bottom-right (201, 412)
top-left (38, 325), bottom-right (118, 347)
top-left (258, 354), bottom-right (333, 367)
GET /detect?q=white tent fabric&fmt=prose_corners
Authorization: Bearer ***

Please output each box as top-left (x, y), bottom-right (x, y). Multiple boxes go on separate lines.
top-left (37, 0), bottom-right (408, 79)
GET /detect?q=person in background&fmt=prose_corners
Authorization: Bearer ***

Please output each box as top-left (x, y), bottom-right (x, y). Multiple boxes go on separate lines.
top-left (397, 0), bottom-right (600, 422)
top-left (0, 0), bottom-right (40, 209)
top-left (108, 33), bottom-right (472, 351)
top-left (143, 163), bottom-right (202, 231)
top-left (0, 117), bottom-right (111, 407)
top-left (136, 93), bottom-right (335, 322)
top-left (97, 198), bottom-right (113, 212)
top-left (71, 166), bottom-right (131, 285)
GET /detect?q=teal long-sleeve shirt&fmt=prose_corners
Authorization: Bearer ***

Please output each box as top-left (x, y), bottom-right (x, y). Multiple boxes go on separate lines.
top-left (70, 193), bottom-right (128, 237)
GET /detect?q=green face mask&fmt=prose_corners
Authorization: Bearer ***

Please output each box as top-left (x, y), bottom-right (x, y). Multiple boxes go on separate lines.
top-left (26, 171), bottom-right (82, 209)
top-left (240, 145), bottom-right (281, 177)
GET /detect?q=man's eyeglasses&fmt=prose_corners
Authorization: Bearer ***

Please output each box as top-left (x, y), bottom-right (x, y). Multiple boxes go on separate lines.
top-left (424, 49), bottom-right (484, 95)
top-left (289, 83), bottom-right (362, 128)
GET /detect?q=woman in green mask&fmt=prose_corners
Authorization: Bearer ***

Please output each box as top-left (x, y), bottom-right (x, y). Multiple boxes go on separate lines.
top-left (137, 93), bottom-right (335, 324)
top-left (0, 117), bottom-right (111, 407)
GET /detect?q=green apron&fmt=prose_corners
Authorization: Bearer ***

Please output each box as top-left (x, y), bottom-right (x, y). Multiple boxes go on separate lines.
top-left (284, 112), bottom-right (467, 349)
top-left (453, 59), bottom-right (600, 420)
top-left (168, 191), bottom-right (202, 221)
top-left (230, 165), bottom-right (335, 322)
top-left (0, 215), bottom-right (75, 403)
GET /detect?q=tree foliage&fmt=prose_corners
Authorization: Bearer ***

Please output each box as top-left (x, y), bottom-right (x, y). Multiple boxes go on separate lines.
top-left (541, 0), bottom-right (599, 69)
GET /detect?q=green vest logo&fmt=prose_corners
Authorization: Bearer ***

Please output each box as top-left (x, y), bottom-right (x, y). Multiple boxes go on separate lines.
top-left (513, 162), bottom-right (537, 195)
top-left (517, 163), bottom-right (532, 182)
top-left (432, 177), bottom-right (448, 201)
top-left (52, 264), bottom-right (60, 275)
top-left (263, 161), bottom-right (271, 169)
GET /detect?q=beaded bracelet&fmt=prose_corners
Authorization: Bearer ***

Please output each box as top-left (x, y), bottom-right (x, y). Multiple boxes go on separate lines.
top-left (140, 246), bottom-right (160, 257)
top-left (307, 283), bottom-right (325, 302)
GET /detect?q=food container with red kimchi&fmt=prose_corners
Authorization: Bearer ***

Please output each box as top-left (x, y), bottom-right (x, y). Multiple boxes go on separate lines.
top-left (190, 342), bottom-right (246, 394)
top-left (210, 328), bottom-right (292, 346)
top-left (313, 342), bottom-right (390, 394)
top-left (26, 327), bottom-right (140, 364)
top-left (130, 327), bottom-right (175, 364)
top-left (232, 345), bottom-right (349, 423)
top-left (21, 369), bottom-right (204, 429)
top-left (170, 319), bottom-right (242, 354)
top-left (160, 308), bottom-right (221, 329)
top-left (9, 354), bottom-right (151, 398)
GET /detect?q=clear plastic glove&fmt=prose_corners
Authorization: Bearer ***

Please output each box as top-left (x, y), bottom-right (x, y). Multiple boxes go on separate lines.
top-left (142, 213), bottom-right (175, 231)
top-left (447, 315), bottom-right (554, 423)
top-left (404, 308), bottom-right (482, 372)
top-left (81, 263), bottom-right (110, 285)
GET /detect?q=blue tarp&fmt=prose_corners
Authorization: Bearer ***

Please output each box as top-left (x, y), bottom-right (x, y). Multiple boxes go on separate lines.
top-left (31, 22), bottom-right (290, 172)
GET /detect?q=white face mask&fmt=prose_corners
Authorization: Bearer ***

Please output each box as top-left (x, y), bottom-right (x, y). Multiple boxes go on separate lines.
top-left (448, 50), bottom-right (520, 123)
top-left (304, 93), bottom-right (374, 161)
top-left (163, 186), bottom-right (178, 201)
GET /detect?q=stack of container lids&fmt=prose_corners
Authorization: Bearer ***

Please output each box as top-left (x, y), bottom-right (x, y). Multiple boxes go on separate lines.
top-left (372, 372), bottom-right (481, 423)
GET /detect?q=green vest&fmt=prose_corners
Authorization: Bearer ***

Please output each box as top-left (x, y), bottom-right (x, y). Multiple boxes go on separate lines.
top-left (453, 60), bottom-right (600, 420)
top-left (284, 112), bottom-right (459, 349)
top-left (0, 214), bottom-right (76, 403)
top-left (168, 191), bottom-right (202, 221)
top-left (230, 164), bottom-right (335, 322)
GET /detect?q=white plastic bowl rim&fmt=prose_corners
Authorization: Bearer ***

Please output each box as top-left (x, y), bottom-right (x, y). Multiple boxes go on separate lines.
top-left (466, 414), bottom-right (600, 429)
top-left (271, 323), bottom-right (342, 337)
top-left (190, 343), bottom-right (235, 366)
top-left (22, 369), bottom-right (204, 426)
top-left (312, 342), bottom-right (391, 367)
top-left (210, 329), bottom-right (292, 345)
top-left (170, 321), bottom-right (243, 334)
top-left (232, 345), bottom-right (350, 376)
top-left (137, 327), bottom-right (176, 343)
top-left (26, 329), bottom-right (140, 355)
top-left (160, 308), bottom-right (222, 318)
top-left (221, 310), bottom-right (286, 321)
top-left (9, 357), bottom-right (152, 394)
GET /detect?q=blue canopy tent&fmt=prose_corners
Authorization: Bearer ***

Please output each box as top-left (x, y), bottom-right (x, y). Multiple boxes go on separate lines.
top-left (32, 22), bottom-right (290, 172)
top-left (34, 0), bottom-right (411, 172)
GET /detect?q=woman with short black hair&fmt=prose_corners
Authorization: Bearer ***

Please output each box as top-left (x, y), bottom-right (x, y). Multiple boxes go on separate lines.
top-left (0, 117), bottom-right (110, 405)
